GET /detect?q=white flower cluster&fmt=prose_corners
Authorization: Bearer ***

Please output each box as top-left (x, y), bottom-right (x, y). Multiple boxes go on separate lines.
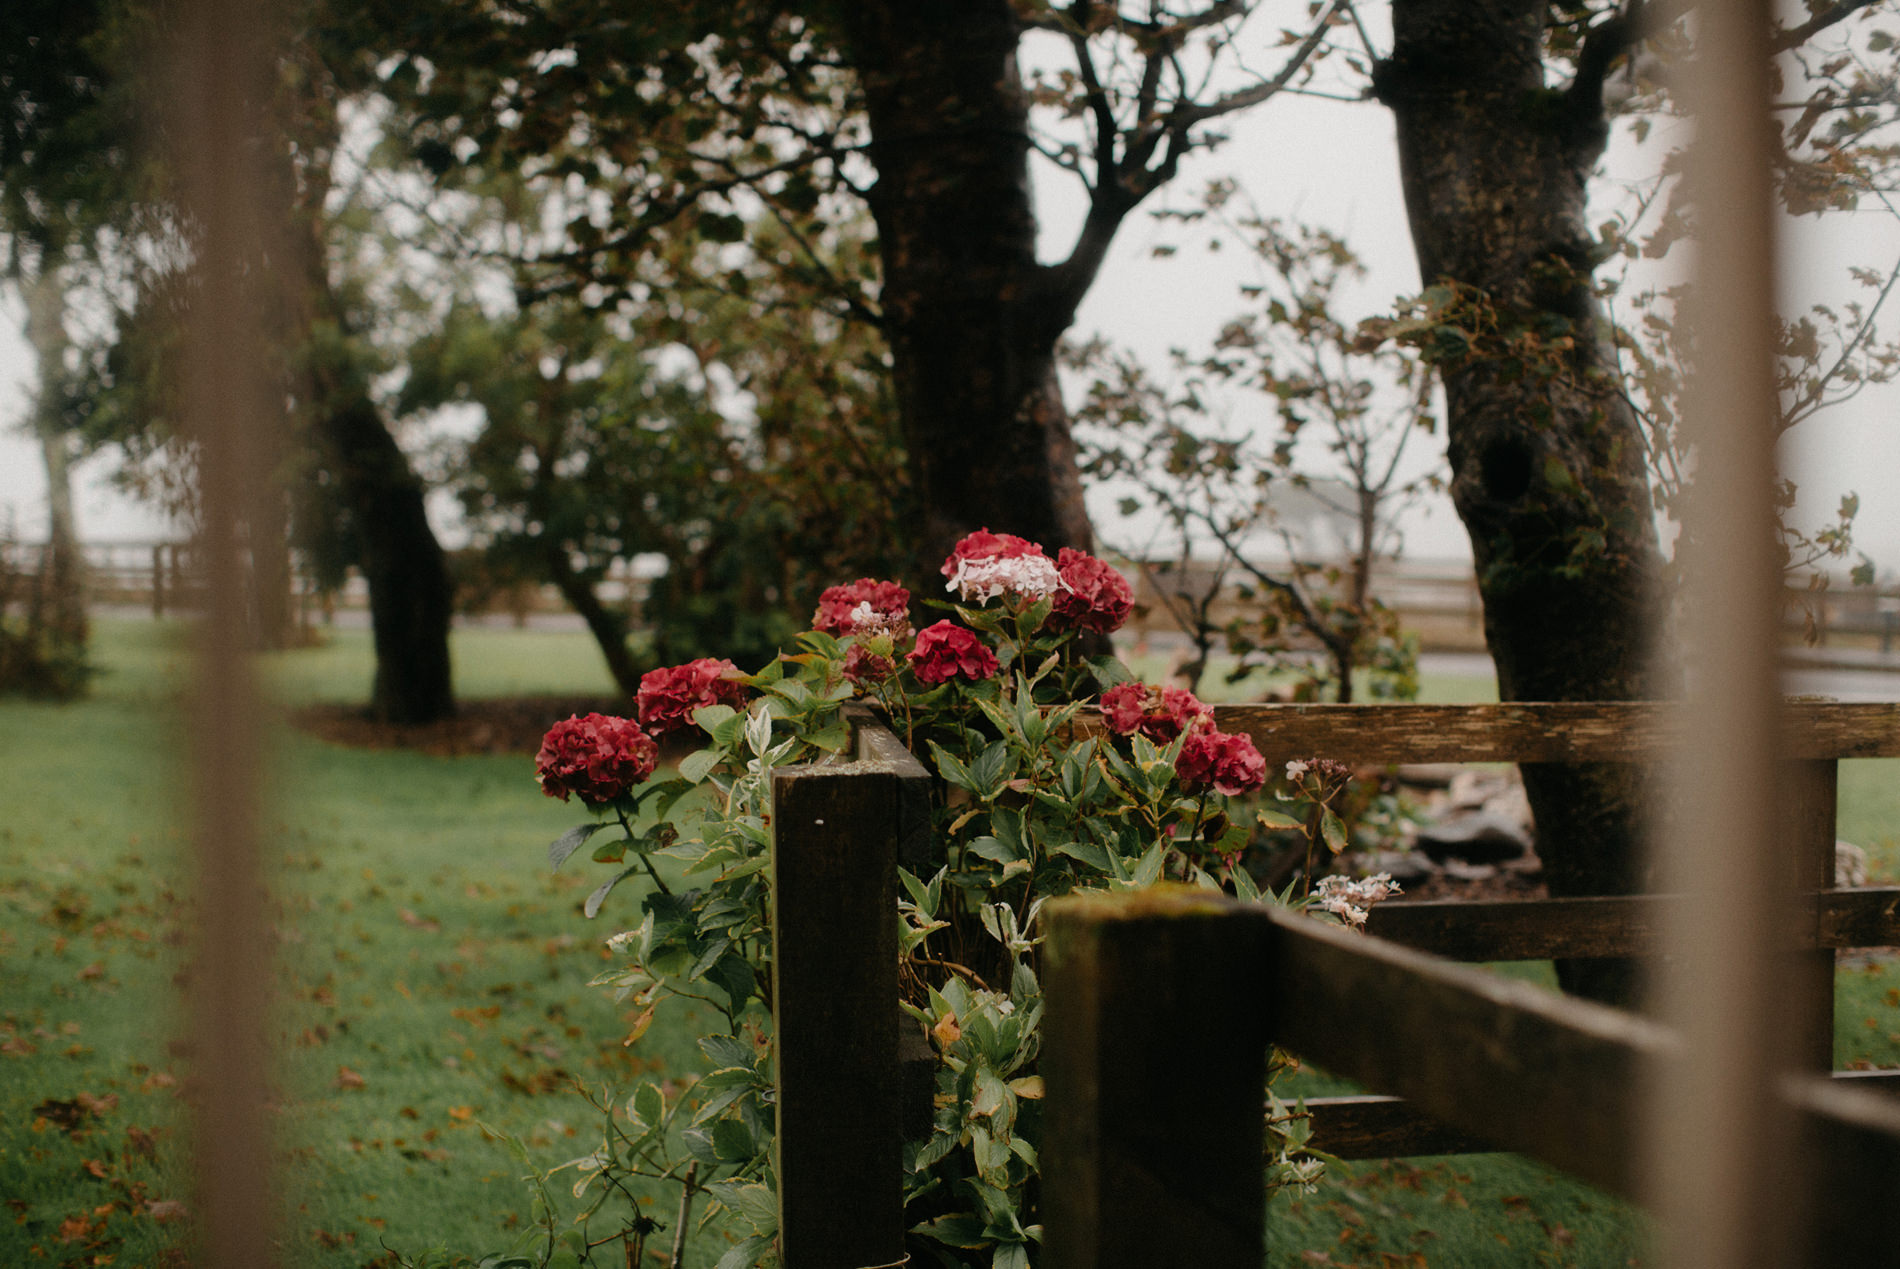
top-left (1312, 872), bottom-right (1403, 931)
top-left (843, 600), bottom-right (909, 639)
top-left (946, 553), bottom-right (1066, 604)
top-left (1285, 759), bottom-right (1309, 781)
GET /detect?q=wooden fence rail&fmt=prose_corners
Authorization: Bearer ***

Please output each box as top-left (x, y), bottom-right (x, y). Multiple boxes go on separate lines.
top-left (1040, 890), bottom-right (1900, 1268)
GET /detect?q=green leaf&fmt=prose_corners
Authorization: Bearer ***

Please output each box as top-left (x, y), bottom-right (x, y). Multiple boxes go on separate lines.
top-left (688, 938), bottom-right (734, 982)
top-left (967, 836), bottom-right (1022, 865)
top-left (681, 1126), bottom-right (721, 1166)
top-left (711, 1117), bottom-right (758, 1162)
top-left (708, 1181), bottom-right (779, 1236)
top-left (928, 741), bottom-right (977, 792)
top-left (699, 1033), bottom-right (756, 1070)
top-left (1257, 808), bottom-right (1304, 831)
top-left (1128, 841), bottom-right (1166, 888)
top-left (805, 720), bottom-right (852, 753)
top-left (679, 747), bottom-right (723, 785)
top-left (547, 822), bottom-right (606, 871)
top-left (1086, 655), bottom-right (1135, 690)
top-left (913, 1212), bottom-right (990, 1249)
top-left (712, 1234), bottom-right (776, 1269)
top-left (583, 864), bottom-right (643, 919)
top-left (693, 703), bottom-right (738, 734)
top-left (630, 1082), bottom-right (664, 1130)
top-left (1052, 840), bottom-right (1112, 874)
top-left (1320, 809), bottom-right (1348, 854)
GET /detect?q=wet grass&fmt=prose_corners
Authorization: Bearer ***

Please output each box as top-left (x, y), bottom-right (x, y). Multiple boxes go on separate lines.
top-left (0, 621), bottom-right (719, 1267)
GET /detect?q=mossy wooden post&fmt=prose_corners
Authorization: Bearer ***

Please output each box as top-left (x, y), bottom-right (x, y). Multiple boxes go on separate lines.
top-left (1042, 889), bottom-right (1272, 1269)
top-left (770, 731), bottom-right (923, 1269)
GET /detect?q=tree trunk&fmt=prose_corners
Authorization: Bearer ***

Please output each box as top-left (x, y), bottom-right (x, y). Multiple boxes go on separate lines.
top-left (546, 548), bottom-right (643, 696)
top-left (844, 1), bottom-right (1096, 576)
top-left (23, 268), bottom-right (87, 650)
top-left (1378, 0), bottom-right (1671, 1004)
top-left (311, 393), bottom-right (456, 724)
top-left (286, 129), bottom-right (456, 723)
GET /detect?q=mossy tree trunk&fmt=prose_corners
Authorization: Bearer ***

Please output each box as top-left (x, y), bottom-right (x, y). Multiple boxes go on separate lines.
top-left (1377, 0), bottom-right (1671, 1004)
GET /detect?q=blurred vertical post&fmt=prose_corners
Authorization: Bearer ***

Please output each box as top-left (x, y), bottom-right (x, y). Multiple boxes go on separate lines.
top-left (1645, 1), bottom-right (1803, 1266)
top-left (170, 0), bottom-right (282, 1264)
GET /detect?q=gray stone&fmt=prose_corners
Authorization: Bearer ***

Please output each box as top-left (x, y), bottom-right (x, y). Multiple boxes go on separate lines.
top-left (1414, 809), bottom-right (1536, 865)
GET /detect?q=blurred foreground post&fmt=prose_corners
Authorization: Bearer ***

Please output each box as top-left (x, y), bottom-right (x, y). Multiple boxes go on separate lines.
top-left (170, 1), bottom-right (283, 1263)
top-left (1042, 891), bottom-right (1272, 1269)
top-left (1645, 1), bottom-right (1806, 1266)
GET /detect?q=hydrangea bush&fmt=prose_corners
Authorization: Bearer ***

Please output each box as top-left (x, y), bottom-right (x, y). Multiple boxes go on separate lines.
top-left (519, 530), bottom-right (1390, 1269)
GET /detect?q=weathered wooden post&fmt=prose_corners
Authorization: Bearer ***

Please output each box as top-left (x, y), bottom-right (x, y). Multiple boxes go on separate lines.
top-left (768, 717), bottom-right (928, 1269)
top-left (1042, 889), bottom-right (1272, 1269)
top-left (1784, 753), bottom-right (1839, 1072)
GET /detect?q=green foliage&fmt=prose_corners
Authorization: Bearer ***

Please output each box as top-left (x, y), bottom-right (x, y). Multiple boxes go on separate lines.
top-left (397, 194), bottom-right (908, 680)
top-left (0, 535), bottom-right (92, 699)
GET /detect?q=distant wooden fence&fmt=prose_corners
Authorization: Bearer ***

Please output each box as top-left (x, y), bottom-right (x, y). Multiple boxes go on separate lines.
top-left (764, 700), bottom-right (1900, 1267)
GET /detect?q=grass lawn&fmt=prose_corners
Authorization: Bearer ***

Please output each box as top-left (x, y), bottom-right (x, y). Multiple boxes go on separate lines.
top-left (3, 620), bottom-right (1897, 1268)
top-left (1, 621), bottom-right (719, 1267)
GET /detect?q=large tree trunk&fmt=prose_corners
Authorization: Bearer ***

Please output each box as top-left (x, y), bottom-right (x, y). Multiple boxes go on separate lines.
top-left (23, 268), bottom-right (87, 651)
top-left (545, 548), bottom-right (642, 696)
top-left (1378, 0), bottom-right (1671, 1004)
top-left (310, 391), bottom-right (456, 724)
top-left (288, 132), bottom-right (456, 723)
top-left (844, 1), bottom-right (1095, 576)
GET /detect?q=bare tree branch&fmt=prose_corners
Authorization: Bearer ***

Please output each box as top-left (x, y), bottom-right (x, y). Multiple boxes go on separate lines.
top-left (1772, 0), bottom-right (1882, 54)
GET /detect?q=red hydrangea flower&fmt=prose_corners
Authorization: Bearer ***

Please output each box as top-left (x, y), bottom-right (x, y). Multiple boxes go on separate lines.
top-left (941, 528), bottom-right (1061, 604)
top-left (907, 621), bottom-right (999, 685)
top-left (1176, 727), bottom-right (1268, 797)
top-left (1049, 548), bottom-right (1133, 634)
top-left (813, 578), bottom-right (912, 638)
top-left (636, 658), bottom-right (747, 735)
top-left (939, 528), bottom-right (1040, 580)
top-left (1099, 682), bottom-right (1212, 744)
top-left (535, 713), bottom-right (659, 806)
top-left (843, 642), bottom-right (897, 686)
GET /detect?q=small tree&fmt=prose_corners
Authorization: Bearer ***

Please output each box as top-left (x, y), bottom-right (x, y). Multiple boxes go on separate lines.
top-left (1075, 209), bottom-right (1439, 703)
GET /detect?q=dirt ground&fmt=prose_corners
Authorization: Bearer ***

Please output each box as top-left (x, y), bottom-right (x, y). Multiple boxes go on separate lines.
top-left (289, 694), bottom-right (630, 757)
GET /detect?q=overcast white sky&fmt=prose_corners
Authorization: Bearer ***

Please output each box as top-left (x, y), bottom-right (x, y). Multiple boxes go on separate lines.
top-left (2, 10), bottom-right (1895, 578)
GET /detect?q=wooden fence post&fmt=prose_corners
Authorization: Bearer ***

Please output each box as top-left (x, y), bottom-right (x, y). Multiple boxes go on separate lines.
top-left (770, 764), bottom-right (906, 1269)
top-left (1042, 890), bottom-right (1272, 1269)
top-left (152, 543), bottom-right (166, 618)
top-left (1785, 757), bottom-right (1839, 1072)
